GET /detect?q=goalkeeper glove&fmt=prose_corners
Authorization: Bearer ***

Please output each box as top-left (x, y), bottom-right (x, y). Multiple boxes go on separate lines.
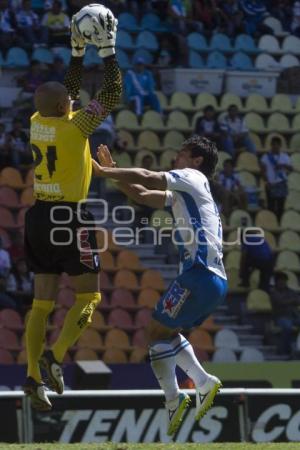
top-left (70, 19), bottom-right (85, 57)
top-left (89, 7), bottom-right (118, 59)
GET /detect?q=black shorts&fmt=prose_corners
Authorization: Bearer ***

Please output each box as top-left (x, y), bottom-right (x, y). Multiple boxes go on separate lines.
top-left (25, 200), bottom-right (100, 275)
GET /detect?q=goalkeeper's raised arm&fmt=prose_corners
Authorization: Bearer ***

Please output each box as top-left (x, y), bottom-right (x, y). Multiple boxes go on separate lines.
top-left (65, 6), bottom-right (122, 137)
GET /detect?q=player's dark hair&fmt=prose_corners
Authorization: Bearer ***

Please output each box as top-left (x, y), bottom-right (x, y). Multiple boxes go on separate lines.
top-left (182, 135), bottom-right (218, 178)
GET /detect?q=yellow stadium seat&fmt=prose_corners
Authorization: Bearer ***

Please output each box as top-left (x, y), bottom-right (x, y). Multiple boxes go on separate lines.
top-left (116, 250), bottom-right (144, 271)
top-left (134, 150), bottom-right (157, 169)
top-left (219, 93), bottom-right (243, 111)
top-left (291, 114), bottom-right (300, 131)
top-left (169, 92), bottom-right (194, 111)
top-left (284, 270), bottom-right (300, 291)
top-left (264, 230), bottom-right (277, 251)
top-left (102, 348), bottom-right (128, 364)
top-left (276, 250), bottom-right (300, 272)
top-left (117, 129), bottom-right (135, 148)
top-left (74, 349), bottom-right (98, 361)
top-left (244, 94), bottom-right (269, 113)
top-left (238, 171), bottom-right (257, 188)
top-left (116, 110), bottom-right (139, 130)
top-left (285, 191), bottom-right (300, 212)
top-left (267, 113), bottom-right (290, 132)
top-left (20, 187), bottom-right (34, 206)
top-left (281, 210), bottom-right (300, 231)
top-left (101, 251), bottom-right (115, 271)
top-left (104, 329), bottom-right (131, 350)
top-left (166, 111), bottom-right (190, 131)
top-left (216, 151), bottom-right (232, 171)
top-left (195, 93), bottom-right (218, 110)
top-left (279, 230), bottom-right (300, 251)
top-left (290, 133), bottom-right (300, 153)
top-left (140, 269), bottom-right (165, 290)
top-left (229, 209), bottom-right (252, 228)
top-left (114, 269), bottom-right (139, 290)
top-left (160, 149), bottom-right (177, 170)
top-left (264, 133), bottom-right (288, 151)
top-left (245, 113), bottom-right (265, 132)
top-left (137, 130), bottom-right (161, 151)
top-left (141, 111), bottom-right (165, 131)
top-left (249, 269), bottom-right (260, 289)
top-left (0, 168), bottom-right (25, 189)
top-left (249, 133), bottom-right (263, 152)
top-left (225, 250), bottom-right (241, 270)
top-left (255, 209), bottom-right (279, 232)
top-left (137, 288), bottom-right (160, 308)
top-left (227, 268), bottom-right (241, 291)
top-left (112, 151), bottom-right (132, 168)
top-left (236, 153), bottom-right (260, 174)
top-left (270, 94), bottom-right (293, 113)
top-left (79, 89), bottom-right (90, 107)
top-left (163, 130), bottom-right (184, 150)
top-left (288, 172), bottom-right (300, 191)
top-left (150, 209), bottom-right (173, 228)
top-left (247, 289), bottom-right (272, 313)
top-left (155, 91), bottom-right (168, 110)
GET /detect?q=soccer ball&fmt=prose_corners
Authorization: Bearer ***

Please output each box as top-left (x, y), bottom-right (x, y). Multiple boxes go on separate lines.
top-left (73, 3), bottom-right (114, 45)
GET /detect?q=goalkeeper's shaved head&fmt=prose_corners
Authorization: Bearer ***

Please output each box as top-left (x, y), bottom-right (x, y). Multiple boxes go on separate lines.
top-left (34, 82), bottom-right (70, 117)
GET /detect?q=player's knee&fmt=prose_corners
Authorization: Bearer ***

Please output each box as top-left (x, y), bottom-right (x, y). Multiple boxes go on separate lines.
top-left (76, 292), bottom-right (101, 328)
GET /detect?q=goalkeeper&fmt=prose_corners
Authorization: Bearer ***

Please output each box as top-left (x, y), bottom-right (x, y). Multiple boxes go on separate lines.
top-left (23, 7), bottom-right (121, 411)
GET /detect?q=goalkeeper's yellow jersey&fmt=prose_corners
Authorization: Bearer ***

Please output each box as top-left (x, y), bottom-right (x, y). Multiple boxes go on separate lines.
top-left (30, 111), bottom-right (92, 203)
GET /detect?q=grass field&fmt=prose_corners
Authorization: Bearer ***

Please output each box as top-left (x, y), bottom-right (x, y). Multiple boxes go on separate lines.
top-left (1, 444), bottom-right (300, 450)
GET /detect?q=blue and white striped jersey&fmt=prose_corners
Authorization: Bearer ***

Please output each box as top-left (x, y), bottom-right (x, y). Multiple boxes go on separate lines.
top-left (164, 168), bottom-right (227, 280)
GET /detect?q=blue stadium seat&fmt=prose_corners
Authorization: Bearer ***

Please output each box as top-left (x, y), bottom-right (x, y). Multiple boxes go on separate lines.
top-left (209, 33), bottom-right (233, 52)
top-left (118, 13), bottom-right (140, 32)
top-left (136, 31), bottom-right (158, 52)
top-left (132, 49), bottom-right (153, 65)
top-left (234, 34), bottom-right (259, 54)
top-left (52, 47), bottom-right (71, 66)
top-left (4, 47), bottom-right (29, 68)
top-left (230, 52), bottom-right (254, 70)
top-left (206, 51), bottom-right (227, 69)
top-left (189, 50), bottom-right (204, 69)
top-left (141, 13), bottom-right (161, 31)
top-left (116, 49), bottom-right (131, 70)
top-left (83, 46), bottom-right (102, 67)
top-left (187, 33), bottom-right (208, 52)
top-left (116, 30), bottom-right (135, 50)
top-left (32, 48), bottom-right (54, 64)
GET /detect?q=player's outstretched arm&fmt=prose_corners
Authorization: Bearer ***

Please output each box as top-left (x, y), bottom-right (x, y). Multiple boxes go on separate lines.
top-left (63, 20), bottom-right (86, 100)
top-left (117, 182), bottom-right (166, 209)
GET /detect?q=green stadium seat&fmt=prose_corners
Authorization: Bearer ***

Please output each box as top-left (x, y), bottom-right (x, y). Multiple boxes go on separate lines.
top-left (137, 130), bottom-right (161, 151)
top-left (219, 93), bottom-right (243, 111)
top-left (267, 113), bottom-right (290, 133)
top-left (195, 93), bottom-right (218, 111)
top-left (163, 130), bottom-right (184, 150)
top-left (141, 111), bottom-right (165, 131)
top-left (245, 113), bottom-right (265, 132)
top-left (270, 94), bottom-right (293, 113)
top-left (244, 94), bottom-right (269, 113)
top-left (160, 149), bottom-right (177, 170)
top-left (169, 92), bottom-right (194, 111)
top-left (116, 110), bottom-right (139, 130)
top-left (166, 111), bottom-right (190, 131)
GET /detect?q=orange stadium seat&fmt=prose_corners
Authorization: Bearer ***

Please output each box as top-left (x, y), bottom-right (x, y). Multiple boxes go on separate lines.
top-left (0, 207), bottom-right (17, 229)
top-left (193, 348), bottom-right (210, 362)
top-left (104, 328), bottom-right (131, 350)
top-left (102, 348), bottom-right (128, 364)
top-left (90, 310), bottom-right (110, 331)
top-left (20, 187), bottom-right (34, 206)
top-left (134, 308), bottom-right (152, 328)
top-left (97, 230), bottom-right (120, 252)
top-left (129, 348), bottom-right (148, 363)
top-left (114, 269), bottom-right (139, 290)
top-left (0, 167), bottom-right (25, 189)
top-left (77, 329), bottom-right (104, 350)
top-left (108, 308), bottom-right (135, 331)
top-left (132, 329), bottom-right (148, 348)
top-left (100, 271), bottom-right (112, 289)
top-left (0, 328), bottom-right (20, 350)
top-left (188, 329), bottom-right (215, 352)
top-left (0, 309), bottom-right (23, 330)
top-left (25, 168), bottom-right (34, 186)
top-left (140, 269), bottom-right (165, 290)
top-left (0, 187), bottom-right (20, 208)
top-left (110, 288), bottom-right (136, 308)
top-left (116, 250), bottom-right (144, 271)
top-left (200, 316), bottom-right (222, 332)
top-left (137, 288), bottom-right (160, 308)
top-left (101, 251), bottom-right (115, 271)
top-left (0, 349), bottom-right (14, 364)
top-left (73, 349), bottom-right (98, 361)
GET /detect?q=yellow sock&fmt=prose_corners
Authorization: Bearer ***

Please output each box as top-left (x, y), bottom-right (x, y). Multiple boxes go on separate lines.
top-left (26, 299), bottom-right (54, 383)
top-left (52, 292), bottom-right (101, 363)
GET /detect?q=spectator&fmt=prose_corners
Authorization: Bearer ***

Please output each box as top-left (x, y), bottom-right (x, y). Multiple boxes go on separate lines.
top-left (270, 271), bottom-right (300, 355)
top-left (18, 60), bottom-right (46, 94)
top-left (8, 118), bottom-right (32, 165)
top-left (220, 104), bottom-right (256, 156)
top-left (193, 0), bottom-right (222, 33)
top-left (42, 0), bottom-right (70, 46)
top-left (239, 228), bottom-right (274, 291)
top-left (291, 1), bottom-right (300, 36)
top-left (0, 0), bottom-right (17, 50)
top-left (47, 56), bottom-right (66, 83)
top-left (220, 0), bottom-right (244, 36)
top-left (168, 0), bottom-right (189, 33)
top-left (195, 106), bottom-right (223, 148)
top-left (0, 237), bottom-right (11, 278)
top-left (124, 57), bottom-right (161, 116)
top-left (0, 130), bottom-right (19, 168)
top-left (271, 0), bottom-right (293, 31)
top-left (16, 0), bottom-right (42, 48)
top-left (141, 153), bottom-right (156, 170)
top-left (260, 136), bottom-right (292, 219)
top-left (239, 0), bottom-right (270, 35)
top-left (218, 158), bottom-right (248, 216)
top-left (6, 258), bottom-right (33, 297)
top-left (91, 115), bottom-right (116, 155)
top-left (8, 232), bottom-right (25, 264)
top-left (0, 275), bottom-right (17, 309)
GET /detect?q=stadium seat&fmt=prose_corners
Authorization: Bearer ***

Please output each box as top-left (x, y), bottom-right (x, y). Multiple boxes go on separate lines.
top-left (264, 16), bottom-right (286, 36)
top-left (214, 329), bottom-right (240, 350)
top-left (4, 47), bottom-right (29, 67)
top-left (160, 150), bottom-right (177, 170)
top-left (32, 47), bottom-right (54, 64)
top-left (0, 207), bottom-right (17, 229)
top-left (132, 49), bottom-right (153, 64)
top-left (225, 250), bottom-right (241, 270)
top-left (255, 209), bottom-right (279, 232)
top-left (187, 32), bottom-right (208, 51)
top-left (0, 328), bottom-right (20, 350)
top-left (101, 251), bottom-right (115, 271)
top-left (25, 168), bottom-right (34, 186)
top-left (140, 269), bottom-right (165, 290)
top-left (285, 271), bottom-right (300, 291)
top-left (163, 130), bottom-right (185, 149)
top-left (141, 13), bottom-right (162, 32)
top-left (166, 111), bottom-right (190, 131)
top-left (244, 113), bottom-right (265, 132)
top-left (219, 93), bottom-right (243, 111)
top-left (234, 34), bottom-right (259, 54)
top-left (270, 94), bottom-right (293, 113)
top-left (238, 171), bottom-right (257, 189)
top-left (276, 250), bottom-right (300, 272)
top-left (16, 208), bottom-right (27, 227)
top-left (132, 329), bottom-right (147, 348)
top-left (108, 308), bottom-right (135, 331)
top-left (74, 349), bottom-right (98, 361)
top-left (210, 33), bottom-right (233, 52)
top-left (230, 52), bottom-right (254, 71)
top-left (0, 167), bottom-right (25, 189)
top-left (83, 46), bottom-right (102, 67)
top-left (281, 210), bottom-right (300, 231)
top-left (118, 129), bottom-right (135, 148)
top-left (0, 349), bottom-right (14, 365)
top-left (17, 349), bottom-right (27, 364)
top-left (116, 110), bottom-right (139, 130)
top-left (291, 114), bottom-right (300, 131)
top-left (212, 348), bottom-right (237, 363)
top-left (258, 35), bottom-right (281, 53)
top-left (0, 187), bottom-right (19, 208)
top-left (137, 130), bottom-right (161, 151)
top-left (150, 209), bottom-right (173, 228)
top-left (279, 54), bottom-right (299, 68)
top-left (77, 329), bottom-right (104, 350)
top-left (195, 93), bottom-right (218, 111)
top-left (216, 151), bottom-right (232, 171)
top-left (118, 12), bottom-right (140, 32)
top-left (244, 94), bottom-right (269, 113)
top-left (188, 50), bottom-right (204, 69)
top-left (135, 308), bottom-right (152, 328)
top-left (229, 209), bottom-right (252, 228)
top-left (226, 268), bottom-right (241, 291)
top-left (134, 149), bottom-right (157, 168)
top-left (279, 230), bottom-right (300, 251)
top-left (116, 30), bottom-right (135, 50)
top-left (169, 92), bottom-right (194, 111)
top-left (52, 47), bottom-right (71, 65)
top-left (137, 288), bottom-right (160, 308)
top-left (97, 230), bottom-right (120, 253)
top-left (267, 113), bottom-right (290, 133)
top-left (247, 289), bottom-right (271, 312)
top-left (111, 288), bottom-right (136, 308)
top-left (141, 111), bottom-right (165, 131)
top-left (103, 348), bottom-right (128, 364)
top-left (100, 271), bottom-right (112, 290)
top-left (255, 53), bottom-right (279, 70)
top-left (105, 328), bottom-right (131, 349)
top-left (116, 250), bottom-right (144, 271)
top-left (282, 35), bottom-right (300, 55)
top-left (91, 311), bottom-right (109, 331)
top-left (201, 316), bottom-right (222, 332)
top-left (130, 348), bottom-right (147, 363)
top-left (206, 51), bottom-right (227, 69)
top-left (136, 31), bottom-right (158, 51)
top-left (155, 91), bottom-right (168, 110)
top-left (113, 152), bottom-right (132, 168)
top-left (288, 172), bottom-right (300, 191)
top-left (285, 191), bottom-right (300, 212)
top-left (291, 153), bottom-right (300, 172)
top-left (236, 153), bottom-right (260, 173)
top-left (240, 348), bottom-right (264, 362)
top-left (20, 187), bottom-right (34, 206)
top-left (116, 49), bottom-right (131, 70)
top-left (0, 309), bottom-right (23, 330)
top-left (114, 269), bottom-right (139, 290)
top-left (189, 329), bottom-right (215, 352)
top-left (264, 230), bottom-right (277, 251)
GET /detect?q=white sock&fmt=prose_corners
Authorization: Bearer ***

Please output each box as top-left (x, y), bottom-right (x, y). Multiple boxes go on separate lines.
top-left (172, 334), bottom-right (209, 388)
top-left (149, 341), bottom-right (180, 402)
